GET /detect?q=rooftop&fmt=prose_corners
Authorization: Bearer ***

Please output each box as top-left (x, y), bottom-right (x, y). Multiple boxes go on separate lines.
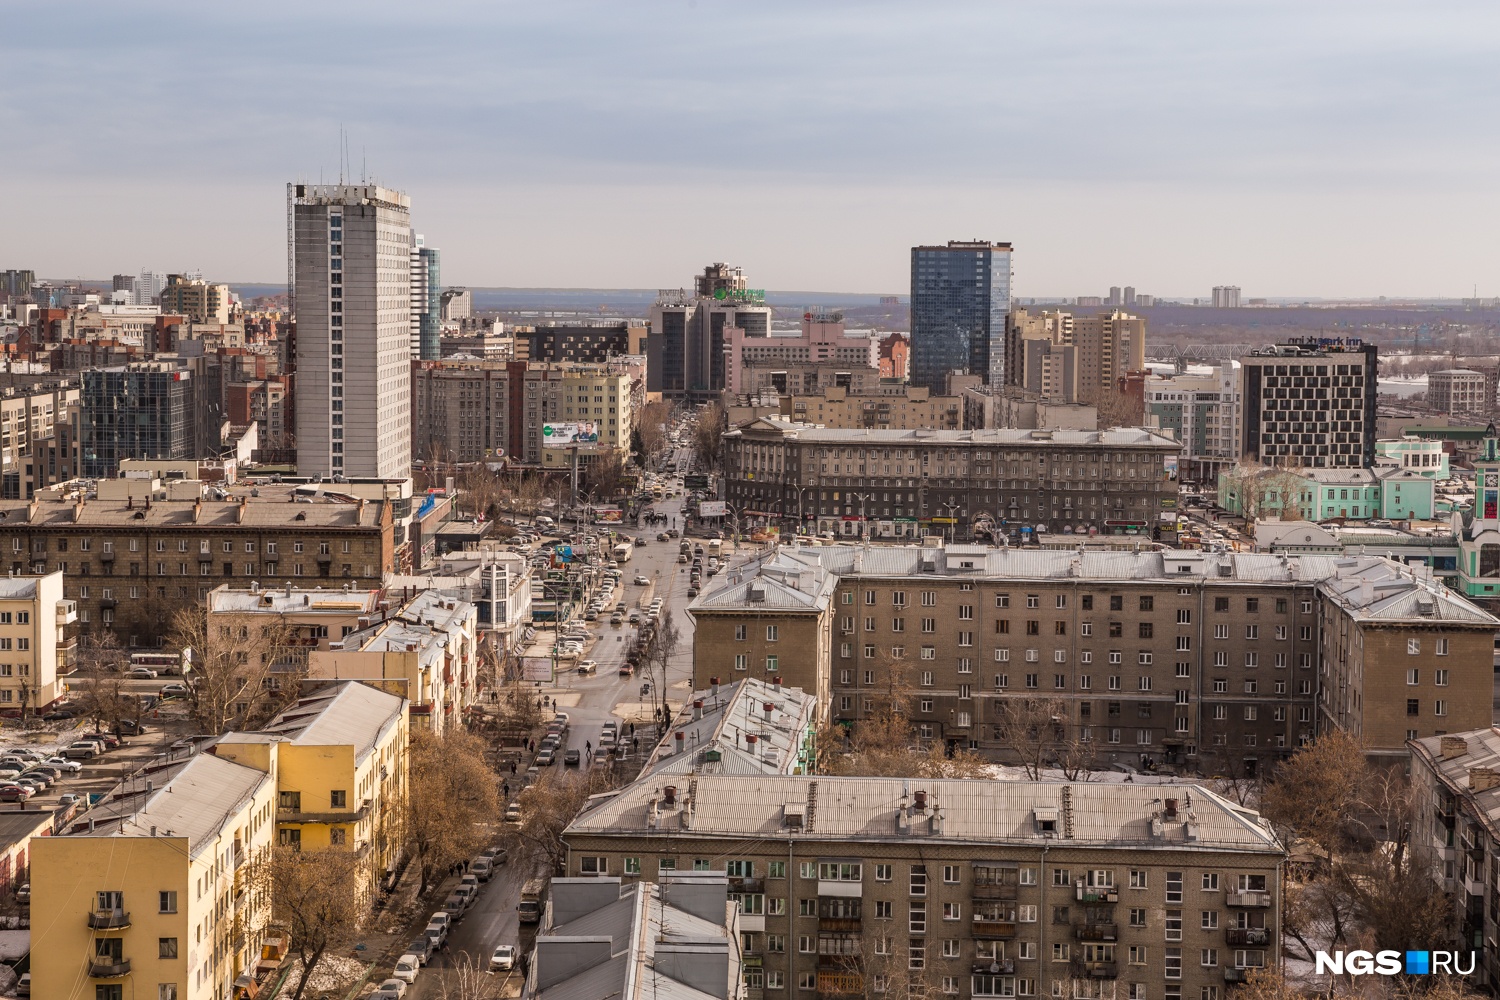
top-left (72, 752), bottom-right (270, 857)
top-left (644, 678), bottom-right (817, 779)
top-left (568, 776), bottom-right (1283, 855)
top-left (0, 496), bottom-right (388, 530)
top-left (1412, 728), bottom-right (1500, 840)
top-left (206, 584), bottom-right (383, 616)
top-left (726, 417), bottom-right (1179, 448)
top-left (235, 681), bottom-right (406, 766)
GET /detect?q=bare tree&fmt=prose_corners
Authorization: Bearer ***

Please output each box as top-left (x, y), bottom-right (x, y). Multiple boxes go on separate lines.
top-left (1216, 463), bottom-right (1309, 521)
top-left (406, 728), bottom-right (500, 894)
top-left (991, 696), bottom-right (1093, 780)
top-left (1259, 728), bottom-right (1367, 858)
top-left (506, 767), bottom-right (619, 876)
top-left (640, 611), bottom-right (680, 728)
top-left (459, 463), bottom-right (506, 522)
top-left (167, 607), bottom-right (296, 734)
top-left (692, 401), bottom-right (726, 473)
top-left (585, 450), bottom-right (628, 500)
top-left (73, 633), bottom-right (137, 735)
top-left (636, 399), bottom-right (673, 467)
top-left (249, 846), bottom-right (364, 1000)
top-left (430, 952), bottom-right (509, 1000)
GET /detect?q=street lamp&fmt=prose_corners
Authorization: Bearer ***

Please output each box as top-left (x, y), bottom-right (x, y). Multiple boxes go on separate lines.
top-left (853, 492), bottom-right (873, 541)
top-left (941, 501), bottom-right (961, 543)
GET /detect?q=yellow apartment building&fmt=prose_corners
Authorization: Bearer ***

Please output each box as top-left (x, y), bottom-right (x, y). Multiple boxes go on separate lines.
top-left (31, 751), bottom-right (281, 1000)
top-left (212, 681), bottom-right (409, 900)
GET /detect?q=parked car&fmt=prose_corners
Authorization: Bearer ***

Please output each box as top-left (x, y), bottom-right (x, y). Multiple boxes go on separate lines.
top-left (406, 935), bottom-right (435, 964)
top-left (63, 744), bottom-right (98, 760)
top-left (376, 979), bottom-right (409, 998)
top-left (442, 893), bottom-right (466, 918)
top-left (392, 955), bottom-right (421, 983)
top-left (491, 944), bottom-right (518, 971)
top-left (504, 801), bottom-right (522, 823)
top-left (471, 857), bottom-right (494, 881)
top-left (0, 785), bottom-right (34, 802)
top-left (15, 972), bottom-right (29, 997)
top-left (113, 719), bottom-right (148, 736)
top-left (58, 793), bottom-right (83, 808)
top-left (127, 666), bottom-right (157, 679)
top-left (536, 747), bottom-right (556, 766)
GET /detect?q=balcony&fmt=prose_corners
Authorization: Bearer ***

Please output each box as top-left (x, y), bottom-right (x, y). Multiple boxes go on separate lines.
top-left (972, 960), bottom-right (1016, 976)
top-left (819, 917), bottom-right (862, 932)
top-left (1073, 922), bottom-right (1119, 941)
top-left (729, 877), bottom-right (763, 893)
top-left (972, 917), bottom-right (1017, 939)
top-left (1227, 928), bottom-right (1271, 946)
top-left (1070, 960), bottom-right (1118, 980)
top-left (1079, 890), bottom-right (1119, 903)
top-left (88, 958), bottom-right (131, 978)
top-left (87, 910), bottom-right (131, 930)
top-left (816, 972), bottom-right (863, 997)
top-left (971, 882), bottom-right (1018, 900)
top-left (1227, 890), bottom-right (1271, 908)
top-left (1224, 968), bottom-right (1254, 984)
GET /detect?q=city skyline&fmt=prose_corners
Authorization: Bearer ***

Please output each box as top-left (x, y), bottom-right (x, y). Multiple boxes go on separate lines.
top-left (3, 2), bottom-right (1498, 297)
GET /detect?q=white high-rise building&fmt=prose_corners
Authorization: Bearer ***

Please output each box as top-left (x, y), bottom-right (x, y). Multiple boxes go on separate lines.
top-left (290, 183), bottom-right (412, 479)
top-left (135, 270), bottom-right (167, 305)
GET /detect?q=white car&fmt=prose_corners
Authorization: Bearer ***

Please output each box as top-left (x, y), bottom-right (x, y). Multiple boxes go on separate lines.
top-left (376, 978), bottom-right (408, 998)
top-left (490, 944), bottom-right (518, 971)
top-left (43, 757), bottom-right (84, 774)
top-left (392, 956), bottom-right (420, 984)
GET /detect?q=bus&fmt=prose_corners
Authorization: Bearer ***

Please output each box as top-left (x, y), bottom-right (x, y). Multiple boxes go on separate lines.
top-left (612, 541), bottom-right (634, 563)
top-left (131, 652), bottom-right (183, 676)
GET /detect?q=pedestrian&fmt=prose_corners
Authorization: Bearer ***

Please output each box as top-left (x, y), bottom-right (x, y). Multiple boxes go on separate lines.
top-left (510, 760), bottom-right (517, 775)
top-left (633, 735), bottom-right (639, 750)
top-left (503, 782), bottom-right (511, 798)
top-left (586, 740), bottom-right (592, 755)
top-left (629, 722), bottom-right (635, 737)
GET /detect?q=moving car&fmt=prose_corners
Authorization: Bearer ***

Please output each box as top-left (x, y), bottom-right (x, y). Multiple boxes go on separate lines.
top-left (126, 666), bottom-right (157, 679)
top-left (564, 749), bottom-right (581, 766)
top-left (633, 574), bottom-right (650, 586)
top-left (491, 945), bottom-right (517, 971)
top-left (504, 801), bottom-right (522, 823)
top-left (577, 660), bottom-right (597, 675)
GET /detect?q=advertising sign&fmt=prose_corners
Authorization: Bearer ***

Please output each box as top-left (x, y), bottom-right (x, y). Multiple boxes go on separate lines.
top-left (521, 656), bottom-right (555, 683)
top-left (542, 422), bottom-right (600, 448)
top-left (593, 507), bottom-right (624, 523)
top-left (698, 500), bottom-right (728, 517)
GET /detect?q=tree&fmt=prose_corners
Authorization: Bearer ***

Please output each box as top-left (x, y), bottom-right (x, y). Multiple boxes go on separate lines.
top-left (1259, 728), bottom-right (1367, 858)
top-left (637, 400), bottom-right (673, 467)
top-left (167, 607), bottom-right (296, 734)
top-left (585, 450), bottom-right (628, 500)
top-left (506, 767), bottom-right (620, 875)
top-left (73, 633), bottom-right (136, 734)
top-left (1216, 463), bottom-right (1310, 521)
top-left (459, 463), bottom-right (506, 522)
top-left (429, 952), bottom-right (509, 1000)
top-left (692, 401), bottom-right (726, 473)
top-left (249, 846), bottom-right (364, 1000)
top-left (990, 696), bottom-right (1093, 780)
top-left (406, 728), bottom-right (500, 894)
top-left (639, 611), bottom-right (680, 728)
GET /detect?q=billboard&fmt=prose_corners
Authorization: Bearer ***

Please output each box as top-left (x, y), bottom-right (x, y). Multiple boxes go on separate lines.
top-left (698, 500), bottom-right (728, 517)
top-left (593, 507), bottom-right (624, 523)
top-left (542, 422), bottom-right (600, 448)
top-left (522, 656), bottom-right (555, 683)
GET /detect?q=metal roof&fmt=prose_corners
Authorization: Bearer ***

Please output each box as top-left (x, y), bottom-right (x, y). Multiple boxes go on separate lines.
top-left (726, 418), bottom-right (1179, 448)
top-left (78, 752), bottom-right (271, 857)
top-left (206, 585), bottom-right (383, 615)
top-left (256, 681), bottom-right (407, 765)
top-left (643, 678), bottom-right (816, 779)
top-left (568, 776), bottom-right (1283, 854)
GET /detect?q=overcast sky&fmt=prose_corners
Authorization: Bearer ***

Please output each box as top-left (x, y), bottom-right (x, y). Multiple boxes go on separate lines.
top-left (3, 1), bottom-right (1497, 298)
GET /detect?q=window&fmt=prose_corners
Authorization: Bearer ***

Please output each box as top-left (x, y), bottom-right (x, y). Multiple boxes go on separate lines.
top-left (1436, 638), bottom-right (1450, 655)
top-left (943, 902), bottom-right (962, 921)
top-left (943, 865), bottom-right (961, 884)
top-left (159, 937), bottom-right (178, 958)
top-left (1201, 873), bottom-right (1219, 891)
top-left (736, 624), bottom-right (747, 640)
top-left (1165, 910), bottom-right (1182, 941)
top-left (1201, 948), bottom-right (1219, 967)
top-left (876, 900), bottom-right (893, 918)
top-left (1406, 668), bottom-right (1419, 685)
top-left (876, 864), bottom-right (893, 881)
top-left (1436, 700), bottom-right (1448, 717)
top-left (1129, 908), bottom-right (1147, 927)
top-left (767, 625), bottom-right (779, 641)
top-left (910, 903), bottom-right (927, 933)
top-left (1166, 948), bottom-right (1182, 980)
top-left (1165, 871), bottom-right (1182, 903)
top-left (1201, 911), bottom-right (1219, 930)
top-left (1436, 669), bottom-right (1449, 686)
top-left (910, 866), bottom-right (928, 896)
top-left (159, 891), bottom-right (177, 913)
top-left (1408, 638), bottom-right (1421, 655)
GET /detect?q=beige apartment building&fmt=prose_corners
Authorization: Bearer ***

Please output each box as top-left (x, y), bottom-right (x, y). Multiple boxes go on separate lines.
top-left (689, 545), bottom-right (1497, 771)
top-left (721, 420), bottom-right (1179, 541)
top-left (778, 386), bottom-right (963, 431)
top-left (0, 570), bottom-right (75, 713)
top-left (539, 366), bottom-right (635, 472)
top-left (0, 494), bottom-right (396, 646)
top-left (565, 775), bottom-right (1284, 1000)
top-left (160, 276), bottom-right (234, 324)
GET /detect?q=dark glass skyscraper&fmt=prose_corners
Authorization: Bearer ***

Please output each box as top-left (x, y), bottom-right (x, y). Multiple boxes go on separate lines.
top-left (908, 241), bottom-right (1012, 392)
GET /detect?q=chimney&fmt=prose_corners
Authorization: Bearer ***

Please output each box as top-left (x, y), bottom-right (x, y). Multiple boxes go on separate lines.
top-left (236, 496), bottom-right (247, 524)
top-left (710, 676), bottom-right (720, 694)
top-left (72, 498), bottom-right (85, 522)
top-left (763, 701), bottom-right (774, 720)
top-left (913, 789), bottom-right (927, 814)
top-left (773, 675), bottom-right (782, 692)
top-left (1470, 767), bottom-right (1500, 793)
top-left (1164, 798), bottom-right (1179, 820)
top-left (693, 699), bottom-right (704, 721)
top-left (746, 733), bottom-right (758, 747)
top-left (674, 731), bottom-right (685, 753)
top-left (192, 499), bottom-right (202, 523)
top-left (1441, 736), bottom-right (1469, 760)
top-left (664, 785), bottom-right (677, 806)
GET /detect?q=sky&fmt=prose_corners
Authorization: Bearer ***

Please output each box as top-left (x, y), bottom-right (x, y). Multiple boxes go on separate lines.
top-left (2, 0), bottom-right (1498, 298)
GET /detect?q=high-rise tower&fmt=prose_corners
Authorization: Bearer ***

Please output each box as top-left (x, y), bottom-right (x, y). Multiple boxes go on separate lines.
top-left (909, 241), bottom-right (1012, 392)
top-left (290, 183), bottom-right (412, 479)
top-left (410, 234), bottom-right (441, 360)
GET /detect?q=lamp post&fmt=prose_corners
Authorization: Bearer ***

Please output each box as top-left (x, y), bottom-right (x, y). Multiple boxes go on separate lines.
top-left (941, 501), bottom-right (961, 543)
top-left (853, 492), bottom-right (873, 541)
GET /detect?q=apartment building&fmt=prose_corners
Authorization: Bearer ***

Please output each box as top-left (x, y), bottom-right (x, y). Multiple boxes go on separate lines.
top-left (1410, 728), bottom-right (1500, 989)
top-left (1318, 562), bottom-right (1496, 761)
top-left (1238, 339), bottom-right (1378, 470)
top-left (0, 493), bottom-right (395, 645)
top-left (32, 750), bottom-right (282, 1000)
top-left (649, 263), bottom-right (773, 399)
top-left (564, 775), bottom-right (1284, 1000)
top-left (538, 366), bottom-right (636, 474)
top-left (80, 362), bottom-right (198, 478)
top-left (0, 571), bottom-right (75, 713)
top-left (308, 589), bottom-right (478, 731)
top-left (0, 378), bottom-right (79, 485)
top-left (212, 681), bottom-right (409, 900)
top-left (1147, 365), bottom-right (1241, 484)
top-left (723, 312), bottom-right (880, 396)
top-left (776, 385), bottom-right (963, 431)
top-left (206, 582), bottom-right (386, 669)
top-left (737, 362), bottom-right (889, 399)
top-left (689, 545), bottom-right (1497, 769)
top-left (721, 419), bottom-right (1179, 541)
top-left (515, 321), bottom-right (646, 363)
top-left (159, 275), bottom-right (233, 325)
top-left (1427, 369), bottom-right (1490, 417)
top-left (530, 875), bottom-right (745, 1000)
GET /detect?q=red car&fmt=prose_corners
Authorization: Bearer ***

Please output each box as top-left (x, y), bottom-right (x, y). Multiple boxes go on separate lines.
top-left (0, 785), bottom-right (33, 802)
